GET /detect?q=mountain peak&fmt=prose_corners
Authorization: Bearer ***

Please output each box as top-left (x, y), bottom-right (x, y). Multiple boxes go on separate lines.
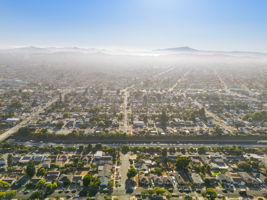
top-left (158, 46), bottom-right (198, 52)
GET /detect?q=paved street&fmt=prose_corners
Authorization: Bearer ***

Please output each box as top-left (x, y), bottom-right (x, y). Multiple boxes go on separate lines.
top-left (0, 98), bottom-right (58, 142)
top-left (113, 153), bottom-right (131, 199)
top-left (0, 90), bottom-right (72, 142)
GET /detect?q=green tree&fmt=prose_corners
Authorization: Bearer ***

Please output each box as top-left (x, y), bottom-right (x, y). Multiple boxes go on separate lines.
top-left (56, 121), bottom-right (64, 129)
top-left (141, 187), bottom-right (167, 197)
top-left (199, 107), bottom-right (206, 121)
top-left (205, 188), bottom-right (217, 200)
top-left (9, 98), bottom-right (23, 108)
top-left (26, 160), bottom-right (36, 177)
top-left (26, 181), bottom-right (35, 190)
top-left (152, 167), bottom-right (163, 176)
top-left (244, 111), bottom-right (267, 123)
top-left (7, 154), bottom-right (13, 169)
top-left (184, 196), bottom-right (193, 200)
top-left (154, 187), bottom-right (167, 196)
top-left (37, 168), bottom-right (47, 177)
top-left (95, 144), bottom-right (102, 151)
top-left (88, 182), bottom-right (99, 196)
top-left (45, 182), bottom-right (58, 194)
top-left (17, 127), bottom-right (34, 137)
top-left (63, 112), bottom-right (69, 118)
top-left (29, 190), bottom-right (45, 200)
top-left (82, 174), bottom-right (100, 196)
top-left (176, 156), bottom-right (191, 170)
top-left (0, 190), bottom-right (16, 200)
top-left (160, 109), bottom-right (168, 129)
top-left (0, 180), bottom-right (11, 189)
top-left (198, 146), bottom-right (208, 154)
top-left (83, 174), bottom-right (93, 187)
top-left (238, 162), bottom-right (251, 172)
top-left (121, 145), bottom-right (130, 154)
top-left (36, 178), bottom-right (46, 189)
top-left (86, 144), bottom-right (92, 153)
top-left (127, 167), bottom-right (138, 179)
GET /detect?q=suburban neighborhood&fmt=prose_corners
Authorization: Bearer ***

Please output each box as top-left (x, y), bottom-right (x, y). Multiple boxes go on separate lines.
top-left (1, 143), bottom-right (267, 199)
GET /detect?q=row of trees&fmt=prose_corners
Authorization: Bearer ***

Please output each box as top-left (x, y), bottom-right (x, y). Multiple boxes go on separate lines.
top-left (3, 140), bottom-right (264, 157)
top-left (26, 178), bottom-right (57, 194)
top-left (0, 190), bottom-right (16, 200)
top-left (141, 187), bottom-right (217, 200)
top-left (141, 187), bottom-right (169, 197)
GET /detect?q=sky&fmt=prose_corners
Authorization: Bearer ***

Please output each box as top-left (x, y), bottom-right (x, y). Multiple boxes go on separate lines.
top-left (0, 0), bottom-right (267, 52)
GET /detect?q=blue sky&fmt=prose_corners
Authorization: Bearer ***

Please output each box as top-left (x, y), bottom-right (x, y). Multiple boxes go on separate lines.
top-left (0, 0), bottom-right (267, 52)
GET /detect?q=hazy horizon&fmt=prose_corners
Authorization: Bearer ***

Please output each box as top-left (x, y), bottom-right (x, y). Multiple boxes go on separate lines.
top-left (1, 2), bottom-right (267, 199)
top-left (1, 0), bottom-right (267, 52)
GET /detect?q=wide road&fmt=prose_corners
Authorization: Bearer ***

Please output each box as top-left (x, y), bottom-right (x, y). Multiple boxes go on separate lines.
top-left (14, 135), bottom-right (267, 146)
top-left (214, 69), bottom-right (259, 102)
top-left (168, 69), bottom-right (191, 92)
top-left (121, 90), bottom-right (130, 133)
top-left (119, 67), bottom-right (177, 134)
top-left (192, 98), bottom-right (236, 133)
top-left (119, 87), bottom-right (133, 134)
top-left (0, 96), bottom-right (59, 142)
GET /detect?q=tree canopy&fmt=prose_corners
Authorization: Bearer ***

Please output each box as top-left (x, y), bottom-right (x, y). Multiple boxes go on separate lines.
top-left (82, 174), bottom-right (100, 196)
top-left (26, 160), bottom-right (36, 177)
top-left (204, 188), bottom-right (217, 200)
top-left (0, 180), bottom-right (11, 189)
top-left (0, 190), bottom-right (16, 200)
top-left (176, 156), bottom-right (191, 170)
top-left (29, 190), bottom-right (45, 200)
top-left (127, 167), bottom-right (138, 179)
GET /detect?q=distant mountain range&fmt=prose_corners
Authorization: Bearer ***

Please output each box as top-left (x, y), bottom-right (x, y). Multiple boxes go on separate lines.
top-left (157, 46), bottom-right (267, 57)
top-left (1, 46), bottom-right (266, 58)
top-left (0, 46), bottom-right (266, 69)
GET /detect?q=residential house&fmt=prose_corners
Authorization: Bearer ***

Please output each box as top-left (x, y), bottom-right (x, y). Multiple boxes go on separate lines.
top-left (19, 156), bottom-right (32, 164)
top-left (99, 164), bottom-right (112, 188)
top-left (59, 175), bottom-right (73, 186)
top-left (0, 158), bottom-right (7, 166)
top-left (239, 172), bottom-right (261, 188)
top-left (46, 171), bottom-right (60, 182)
top-left (139, 175), bottom-right (149, 187)
top-left (191, 173), bottom-right (204, 189)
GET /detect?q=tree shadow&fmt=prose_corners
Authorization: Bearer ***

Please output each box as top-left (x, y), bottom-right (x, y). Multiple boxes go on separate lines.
top-left (125, 178), bottom-right (136, 194)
